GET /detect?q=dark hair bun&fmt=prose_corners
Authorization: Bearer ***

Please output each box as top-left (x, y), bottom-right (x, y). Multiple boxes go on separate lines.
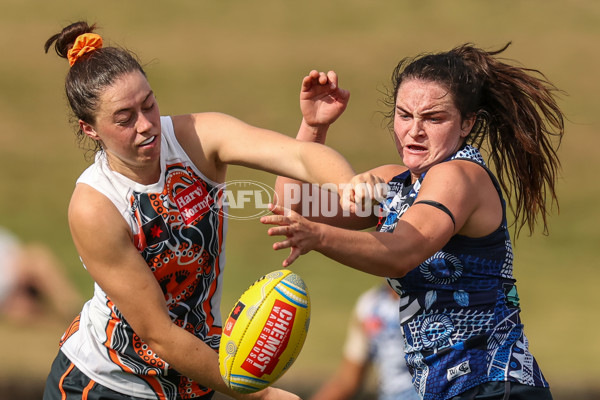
top-left (44, 21), bottom-right (96, 59)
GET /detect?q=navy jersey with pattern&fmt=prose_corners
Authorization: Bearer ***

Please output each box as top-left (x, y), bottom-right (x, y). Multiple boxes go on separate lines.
top-left (377, 145), bottom-right (548, 400)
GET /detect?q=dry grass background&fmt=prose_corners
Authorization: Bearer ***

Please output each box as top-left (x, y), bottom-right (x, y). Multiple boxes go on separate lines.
top-left (1, 0), bottom-right (599, 398)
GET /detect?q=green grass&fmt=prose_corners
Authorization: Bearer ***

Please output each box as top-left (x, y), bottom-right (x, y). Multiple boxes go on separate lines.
top-left (1, 0), bottom-right (599, 397)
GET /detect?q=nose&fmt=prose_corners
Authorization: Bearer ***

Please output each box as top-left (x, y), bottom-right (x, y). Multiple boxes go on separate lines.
top-left (136, 112), bottom-right (153, 133)
top-left (408, 119), bottom-right (424, 138)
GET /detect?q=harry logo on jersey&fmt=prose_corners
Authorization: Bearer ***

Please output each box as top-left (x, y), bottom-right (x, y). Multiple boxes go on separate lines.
top-left (175, 181), bottom-right (214, 225)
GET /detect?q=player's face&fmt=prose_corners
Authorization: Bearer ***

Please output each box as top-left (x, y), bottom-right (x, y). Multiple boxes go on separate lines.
top-left (81, 70), bottom-right (162, 183)
top-left (393, 79), bottom-right (474, 182)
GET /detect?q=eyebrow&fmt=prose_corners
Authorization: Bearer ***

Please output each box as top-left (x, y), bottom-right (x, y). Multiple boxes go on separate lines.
top-left (113, 90), bottom-right (154, 116)
top-left (396, 105), bottom-right (448, 116)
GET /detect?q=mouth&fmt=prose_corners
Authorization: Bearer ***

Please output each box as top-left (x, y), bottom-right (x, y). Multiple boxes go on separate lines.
top-left (406, 143), bottom-right (427, 152)
top-left (139, 136), bottom-right (157, 146)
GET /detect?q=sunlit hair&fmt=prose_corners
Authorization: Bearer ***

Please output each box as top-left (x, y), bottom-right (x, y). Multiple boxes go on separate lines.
top-left (384, 43), bottom-right (565, 236)
top-left (45, 21), bottom-right (146, 155)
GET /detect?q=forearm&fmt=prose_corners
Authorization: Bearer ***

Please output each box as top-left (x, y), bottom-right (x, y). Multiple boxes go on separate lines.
top-left (312, 223), bottom-right (426, 278)
top-left (147, 324), bottom-right (256, 400)
top-left (292, 141), bottom-right (355, 195)
top-left (275, 119), bottom-right (327, 210)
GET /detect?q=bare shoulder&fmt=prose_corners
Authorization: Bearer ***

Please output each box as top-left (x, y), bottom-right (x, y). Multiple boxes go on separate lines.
top-left (422, 160), bottom-right (502, 236)
top-left (170, 113), bottom-right (235, 182)
top-left (425, 159), bottom-right (490, 187)
top-left (69, 184), bottom-right (110, 218)
top-left (68, 184), bottom-right (127, 235)
top-left (417, 160), bottom-right (493, 217)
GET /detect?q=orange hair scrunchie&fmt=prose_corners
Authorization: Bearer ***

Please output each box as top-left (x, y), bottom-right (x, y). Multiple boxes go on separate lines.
top-left (67, 33), bottom-right (103, 66)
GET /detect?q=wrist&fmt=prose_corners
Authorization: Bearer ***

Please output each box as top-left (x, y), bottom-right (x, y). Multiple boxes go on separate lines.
top-left (297, 118), bottom-right (328, 144)
top-left (313, 222), bottom-right (328, 253)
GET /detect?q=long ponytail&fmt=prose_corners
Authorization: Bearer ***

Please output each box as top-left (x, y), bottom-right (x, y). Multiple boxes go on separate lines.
top-left (387, 43), bottom-right (565, 235)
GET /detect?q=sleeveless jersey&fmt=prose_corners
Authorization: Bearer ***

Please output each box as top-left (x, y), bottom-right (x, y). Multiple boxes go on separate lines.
top-left (59, 116), bottom-right (227, 399)
top-left (377, 145), bottom-right (548, 400)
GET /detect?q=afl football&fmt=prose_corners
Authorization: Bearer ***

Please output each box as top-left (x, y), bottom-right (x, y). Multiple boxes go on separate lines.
top-left (219, 269), bottom-right (311, 393)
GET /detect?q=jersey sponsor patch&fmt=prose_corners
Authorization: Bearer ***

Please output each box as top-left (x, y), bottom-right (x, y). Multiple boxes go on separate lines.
top-left (175, 180), bottom-right (214, 225)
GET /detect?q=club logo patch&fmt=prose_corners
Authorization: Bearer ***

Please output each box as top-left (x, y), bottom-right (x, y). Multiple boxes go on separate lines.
top-left (141, 215), bottom-right (171, 246)
top-left (447, 360), bottom-right (471, 381)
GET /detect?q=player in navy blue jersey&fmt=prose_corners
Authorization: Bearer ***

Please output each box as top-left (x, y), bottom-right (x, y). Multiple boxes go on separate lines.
top-left (265, 44), bottom-right (564, 400)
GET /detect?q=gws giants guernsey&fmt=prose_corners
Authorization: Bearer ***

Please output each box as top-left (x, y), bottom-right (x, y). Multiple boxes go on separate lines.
top-left (60, 116), bottom-right (227, 399)
top-left (377, 145), bottom-right (549, 400)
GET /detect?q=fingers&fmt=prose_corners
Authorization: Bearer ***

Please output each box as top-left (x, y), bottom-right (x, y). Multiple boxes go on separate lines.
top-left (350, 174), bottom-right (389, 204)
top-left (266, 225), bottom-right (291, 237)
top-left (272, 241), bottom-right (301, 267)
top-left (282, 248), bottom-right (301, 267)
top-left (301, 70), bottom-right (319, 92)
top-left (340, 174), bottom-right (389, 214)
top-left (260, 203), bottom-right (291, 227)
top-left (261, 204), bottom-right (297, 236)
top-left (269, 234), bottom-right (299, 268)
top-left (326, 70), bottom-right (338, 89)
top-left (272, 238), bottom-right (292, 250)
top-left (261, 204), bottom-right (310, 267)
top-left (302, 69), bottom-right (338, 92)
top-left (375, 180), bottom-right (389, 201)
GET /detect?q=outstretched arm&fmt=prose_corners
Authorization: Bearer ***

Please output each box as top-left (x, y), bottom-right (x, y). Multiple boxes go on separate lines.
top-left (173, 111), bottom-right (356, 189)
top-left (261, 161), bottom-right (496, 272)
top-left (261, 202), bottom-right (437, 272)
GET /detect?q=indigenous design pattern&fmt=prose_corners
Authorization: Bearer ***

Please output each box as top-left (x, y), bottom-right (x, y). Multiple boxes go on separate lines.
top-left (109, 162), bottom-right (224, 399)
top-left (377, 145), bottom-right (548, 400)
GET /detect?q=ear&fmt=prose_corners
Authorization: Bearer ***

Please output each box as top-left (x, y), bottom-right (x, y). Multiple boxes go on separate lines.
top-left (460, 114), bottom-right (476, 137)
top-left (79, 120), bottom-right (100, 141)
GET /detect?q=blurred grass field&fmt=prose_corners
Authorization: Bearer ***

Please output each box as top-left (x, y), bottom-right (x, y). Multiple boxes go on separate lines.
top-left (1, 0), bottom-right (599, 398)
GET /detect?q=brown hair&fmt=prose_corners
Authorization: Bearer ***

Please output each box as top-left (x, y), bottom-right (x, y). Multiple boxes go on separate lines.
top-left (44, 21), bottom-right (146, 154)
top-left (386, 43), bottom-right (564, 236)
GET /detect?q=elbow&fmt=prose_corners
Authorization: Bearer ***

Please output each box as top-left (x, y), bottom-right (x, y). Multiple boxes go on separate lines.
top-left (133, 320), bottom-right (175, 357)
top-left (386, 264), bottom-right (410, 279)
top-left (385, 256), bottom-right (420, 279)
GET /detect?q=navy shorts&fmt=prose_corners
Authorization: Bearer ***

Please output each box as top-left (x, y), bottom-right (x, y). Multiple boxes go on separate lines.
top-left (450, 381), bottom-right (553, 400)
top-left (43, 350), bottom-right (215, 400)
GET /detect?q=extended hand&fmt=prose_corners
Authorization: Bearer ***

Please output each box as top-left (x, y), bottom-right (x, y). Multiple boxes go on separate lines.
top-left (300, 70), bottom-right (350, 127)
top-left (340, 173), bottom-right (389, 216)
top-left (260, 204), bottom-right (322, 267)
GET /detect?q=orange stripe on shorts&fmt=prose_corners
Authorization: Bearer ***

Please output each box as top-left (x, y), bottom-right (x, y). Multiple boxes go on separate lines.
top-left (82, 379), bottom-right (95, 400)
top-left (58, 363), bottom-right (75, 400)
